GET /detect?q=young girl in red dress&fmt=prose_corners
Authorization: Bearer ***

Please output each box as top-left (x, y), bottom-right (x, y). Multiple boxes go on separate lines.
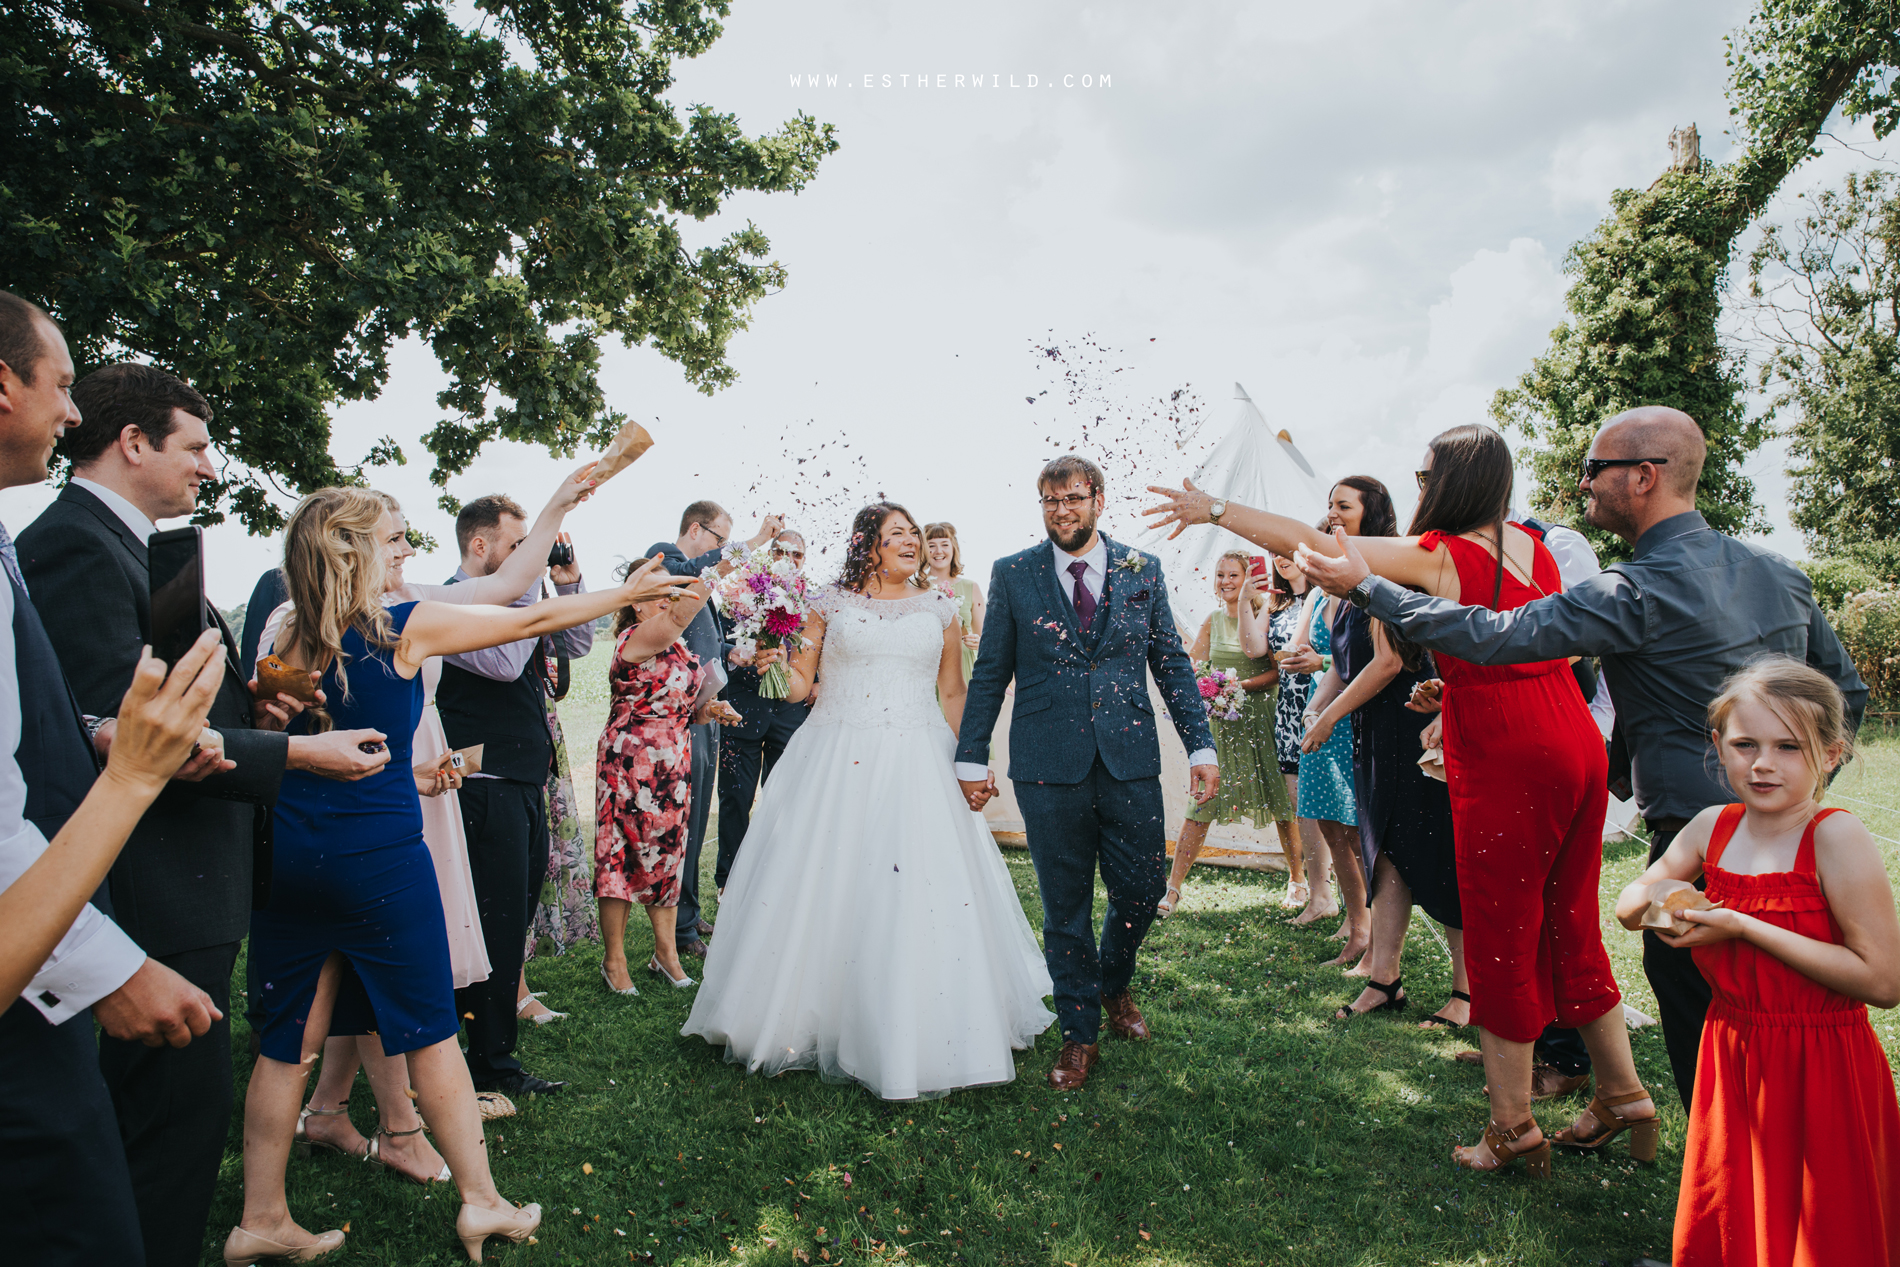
top-left (1617, 657), bottom-right (1900, 1266)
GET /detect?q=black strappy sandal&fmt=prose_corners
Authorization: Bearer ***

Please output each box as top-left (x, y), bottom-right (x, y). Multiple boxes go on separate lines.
top-left (1334, 977), bottom-right (1405, 1021)
top-left (1418, 989), bottom-right (1472, 1033)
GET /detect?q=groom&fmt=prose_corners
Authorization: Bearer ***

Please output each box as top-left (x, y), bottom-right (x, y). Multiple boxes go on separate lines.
top-left (957, 455), bottom-right (1219, 1090)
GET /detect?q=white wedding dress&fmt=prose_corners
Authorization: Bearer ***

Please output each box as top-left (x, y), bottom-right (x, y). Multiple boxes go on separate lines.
top-left (681, 584), bottom-right (1054, 1100)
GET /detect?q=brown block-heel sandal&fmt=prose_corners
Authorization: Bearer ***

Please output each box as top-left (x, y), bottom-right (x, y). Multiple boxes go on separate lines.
top-left (1552, 1087), bottom-right (1659, 1162)
top-left (1453, 1118), bottom-right (1551, 1178)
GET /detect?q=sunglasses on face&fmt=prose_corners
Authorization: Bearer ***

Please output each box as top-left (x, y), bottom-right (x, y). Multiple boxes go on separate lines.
top-left (1581, 456), bottom-right (1669, 482)
top-left (1415, 469), bottom-right (1429, 490)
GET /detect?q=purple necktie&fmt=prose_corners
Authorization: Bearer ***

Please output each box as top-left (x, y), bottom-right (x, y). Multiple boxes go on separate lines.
top-left (1068, 559), bottom-right (1097, 628)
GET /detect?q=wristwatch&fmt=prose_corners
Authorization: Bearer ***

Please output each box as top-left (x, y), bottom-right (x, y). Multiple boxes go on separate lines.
top-left (1208, 498), bottom-right (1228, 524)
top-left (1347, 575), bottom-right (1377, 610)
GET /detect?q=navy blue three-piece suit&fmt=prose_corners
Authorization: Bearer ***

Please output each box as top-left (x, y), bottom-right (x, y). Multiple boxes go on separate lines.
top-left (955, 535), bottom-right (1213, 1046)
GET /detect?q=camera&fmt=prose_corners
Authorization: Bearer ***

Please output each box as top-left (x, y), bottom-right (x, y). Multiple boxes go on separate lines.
top-left (548, 540), bottom-right (575, 568)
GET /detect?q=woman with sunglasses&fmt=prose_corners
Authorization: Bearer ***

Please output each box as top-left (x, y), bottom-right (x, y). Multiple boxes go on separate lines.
top-left (1146, 424), bottom-right (1652, 1179)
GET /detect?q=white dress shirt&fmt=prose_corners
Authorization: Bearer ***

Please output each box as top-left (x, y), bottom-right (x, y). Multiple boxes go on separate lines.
top-left (0, 546), bottom-right (144, 1021)
top-left (72, 476), bottom-right (158, 544)
top-left (955, 536), bottom-right (1215, 779)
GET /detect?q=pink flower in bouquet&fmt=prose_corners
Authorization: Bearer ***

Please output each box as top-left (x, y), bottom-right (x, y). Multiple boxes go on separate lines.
top-left (1198, 677), bottom-right (1220, 700)
top-left (763, 608), bottom-right (802, 638)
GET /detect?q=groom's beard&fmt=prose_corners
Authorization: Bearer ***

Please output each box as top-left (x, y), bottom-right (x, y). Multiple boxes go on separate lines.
top-left (1045, 513), bottom-right (1097, 554)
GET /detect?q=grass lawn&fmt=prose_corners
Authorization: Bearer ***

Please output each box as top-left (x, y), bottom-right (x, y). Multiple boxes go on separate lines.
top-left (200, 658), bottom-right (1900, 1267)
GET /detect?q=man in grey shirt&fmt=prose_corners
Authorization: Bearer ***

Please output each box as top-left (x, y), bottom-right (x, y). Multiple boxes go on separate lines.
top-left (1295, 406), bottom-right (1867, 1107)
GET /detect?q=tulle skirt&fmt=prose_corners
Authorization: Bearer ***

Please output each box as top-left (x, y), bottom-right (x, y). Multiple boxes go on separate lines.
top-left (681, 715), bottom-right (1054, 1100)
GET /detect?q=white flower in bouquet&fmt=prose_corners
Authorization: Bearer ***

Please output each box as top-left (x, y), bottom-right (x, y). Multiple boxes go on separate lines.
top-left (715, 543), bottom-right (814, 699)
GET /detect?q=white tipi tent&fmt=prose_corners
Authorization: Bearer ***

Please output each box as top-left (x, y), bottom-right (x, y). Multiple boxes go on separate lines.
top-left (1132, 382), bottom-right (1328, 633)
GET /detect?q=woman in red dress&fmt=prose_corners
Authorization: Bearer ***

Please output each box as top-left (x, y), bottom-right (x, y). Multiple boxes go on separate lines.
top-left (596, 572), bottom-right (714, 994)
top-left (1146, 423), bottom-right (1654, 1175)
top-left (1617, 659), bottom-right (1900, 1265)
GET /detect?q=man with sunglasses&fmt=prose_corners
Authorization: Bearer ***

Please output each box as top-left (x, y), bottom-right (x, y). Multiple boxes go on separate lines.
top-left (712, 530), bottom-right (811, 895)
top-left (649, 502), bottom-right (782, 956)
top-left (1300, 405), bottom-right (1866, 1109)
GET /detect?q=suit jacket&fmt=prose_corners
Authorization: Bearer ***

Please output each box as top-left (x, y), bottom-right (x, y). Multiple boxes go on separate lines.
top-left (16, 483), bottom-right (288, 956)
top-left (956, 535), bottom-right (1213, 784)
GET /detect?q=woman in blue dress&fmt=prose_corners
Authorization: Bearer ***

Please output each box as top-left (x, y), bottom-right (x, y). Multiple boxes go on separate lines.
top-left (227, 487), bottom-right (687, 1267)
top-left (1290, 586), bottom-right (1366, 957)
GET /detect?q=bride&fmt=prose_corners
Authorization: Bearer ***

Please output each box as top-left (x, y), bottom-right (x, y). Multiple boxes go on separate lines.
top-left (682, 501), bottom-right (1054, 1099)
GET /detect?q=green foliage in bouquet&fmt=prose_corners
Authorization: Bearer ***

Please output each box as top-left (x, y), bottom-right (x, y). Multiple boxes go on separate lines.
top-left (1, 0), bottom-right (838, 528)
top-left (1492, 0), bottom-right (1900, 559)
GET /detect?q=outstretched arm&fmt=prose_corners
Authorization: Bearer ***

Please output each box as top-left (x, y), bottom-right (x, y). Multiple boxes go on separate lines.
top-left (398, 559), bottom-right (685, 672)
top-left (411, 464), bottom-right (598, 607)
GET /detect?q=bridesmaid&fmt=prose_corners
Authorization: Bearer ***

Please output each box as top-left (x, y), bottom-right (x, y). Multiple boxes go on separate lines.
top-left (595, 569), bottom-right (719, 993)
top-left (1158, 552), bottom-right (1291, 915)
top-left (924, 522), bottom-right (984, 681)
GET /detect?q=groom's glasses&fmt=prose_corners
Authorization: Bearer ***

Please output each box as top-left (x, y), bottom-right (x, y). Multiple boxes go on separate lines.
top-left (1038, 493), bottom-right (1093, 511)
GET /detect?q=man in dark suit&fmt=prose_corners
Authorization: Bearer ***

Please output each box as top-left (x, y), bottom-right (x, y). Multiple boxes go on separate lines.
top-left (649, 501), bottom-right (780, 954)
top-left (713, 529), bottom-right (811, 893)
top-left (955, 455), bottom-right (1219, 1091)
top-left (17, 361), bottom-right (386, 1267)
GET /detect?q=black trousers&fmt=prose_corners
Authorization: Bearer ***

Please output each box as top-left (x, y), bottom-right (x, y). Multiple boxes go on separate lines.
top-left (0, 998), bottom-right (144, 1264)
top-left (675, 723), bottom-right (716, 937)
top-left (454, 778), bottom-right (549, 1081)
top-left (714, 695), bottom-right (807, 889)
top-left (98, 941), bottom-right (239, 1267)
top-left (1535, 1022), bottom-right (1591, 1077)
top-left (1643, 824), bottom-right (1713, 1108)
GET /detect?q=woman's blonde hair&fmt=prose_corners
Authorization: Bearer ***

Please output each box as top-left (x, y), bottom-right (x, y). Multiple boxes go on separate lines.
top-left (1708, 655), bottom-right (1855, 797)
top-left (923, 521), bottom-right (963, 577)
top-left (280, 487), bottom-right (398, 730)
top-left (1214, 549), bottom-right (1264, 613)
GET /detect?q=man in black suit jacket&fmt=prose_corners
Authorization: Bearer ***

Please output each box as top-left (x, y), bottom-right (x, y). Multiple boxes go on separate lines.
top-left (17, 363), bottom-right (385, 1267)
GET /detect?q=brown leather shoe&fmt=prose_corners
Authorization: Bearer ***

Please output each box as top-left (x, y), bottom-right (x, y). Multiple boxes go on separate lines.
top-left (677, 938), bottom-right (709, 959)
top-left (1048, 1041), bottom-right (1099, 1090)
top-left (1100, 991), bottom-right (1151, 1041)
top-left (693, 918), bottom-right (715, 938)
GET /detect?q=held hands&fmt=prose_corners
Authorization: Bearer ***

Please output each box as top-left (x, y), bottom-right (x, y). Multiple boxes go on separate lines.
top-left (1188, 764), bottom-right (1221, 805)
top-left (1407, 678), bottom-right (1444, 714)
top-left (1294, 528), bottom-right (1371, 597)
top-left (101, 630), bottom-right (229, 796)
top-left (959, 772), bottom-right (999, 812)
top-left (1140, 478), bottom-right (1217, 540)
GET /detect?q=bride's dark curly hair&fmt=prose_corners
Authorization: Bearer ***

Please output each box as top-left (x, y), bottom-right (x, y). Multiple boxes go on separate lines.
top-left (838, 501), bottom-right (932, 594)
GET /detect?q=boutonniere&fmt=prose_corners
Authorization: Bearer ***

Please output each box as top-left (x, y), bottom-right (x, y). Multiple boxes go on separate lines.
top-left (1115, 552), bottom-right (1149, 575)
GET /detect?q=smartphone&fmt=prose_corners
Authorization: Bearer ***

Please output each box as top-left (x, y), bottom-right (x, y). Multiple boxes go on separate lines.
top-left (148, 526), bottom-right (209, 672)
top-left (1248, 556), bottom-right (1269, 581)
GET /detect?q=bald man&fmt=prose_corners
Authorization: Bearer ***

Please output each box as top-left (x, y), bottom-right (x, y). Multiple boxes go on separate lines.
top-left (1300, 406), bottom-right (1867, 1108)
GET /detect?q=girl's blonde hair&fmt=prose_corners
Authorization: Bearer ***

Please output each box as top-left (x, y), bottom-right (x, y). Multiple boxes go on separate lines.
top-left (280, 487), bottom-right (398, 730)
top-left (923, 521), bottom-right (963, 577)
top-left (1708, 655), bottom-right (1855, 796)
top-left (1214, 549), bottom-right (1264, 613)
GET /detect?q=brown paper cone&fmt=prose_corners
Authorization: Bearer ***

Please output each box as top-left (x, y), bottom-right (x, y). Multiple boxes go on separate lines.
top-left (589, 420), bottom-right (654, 487)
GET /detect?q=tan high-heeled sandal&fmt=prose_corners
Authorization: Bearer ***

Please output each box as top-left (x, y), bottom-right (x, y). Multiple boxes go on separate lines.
top-left (1157, 884), bottom-right (1183, 918)
top-left (1452, 1118), bottom-right (1551, 1178)
top-left (292, 1104), bottom-right (365, 1159)
top-left (1552, 1087), bottom-right (1659, 1161)
top-left (222, 1225), bottom-right (345, 1265)
top-left (366, 1122), bottom-right (451, 1184)
top-left (456, 1201), bottom-right (543, 1263)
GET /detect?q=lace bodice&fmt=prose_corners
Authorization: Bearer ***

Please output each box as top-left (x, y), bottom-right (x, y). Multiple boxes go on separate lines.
top-left (807, 584), bottom-right (956, 731)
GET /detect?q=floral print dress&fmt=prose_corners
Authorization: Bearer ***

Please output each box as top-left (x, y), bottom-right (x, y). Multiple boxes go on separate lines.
top-left (594, 635), bottom-right (703, 907)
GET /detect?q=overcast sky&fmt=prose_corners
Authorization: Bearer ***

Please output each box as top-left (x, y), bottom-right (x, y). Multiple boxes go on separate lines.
top-left (7, 0), bottom-right (1895, 607)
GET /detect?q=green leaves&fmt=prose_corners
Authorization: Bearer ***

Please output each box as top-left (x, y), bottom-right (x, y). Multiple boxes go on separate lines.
top-left (2, 0), bottom-right (837, 531)
top-left (1494, 0), bottom-right (1900, 557)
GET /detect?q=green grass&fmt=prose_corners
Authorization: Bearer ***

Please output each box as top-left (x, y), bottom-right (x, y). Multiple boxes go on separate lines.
top-left (198, 670), bottom-right (1900, 1266)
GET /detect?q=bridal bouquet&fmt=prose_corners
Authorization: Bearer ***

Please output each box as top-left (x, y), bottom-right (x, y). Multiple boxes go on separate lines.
top-left (1196, 666), bottom-right (1246, 722)
top-left (715, 545), bottom-right (812, 700)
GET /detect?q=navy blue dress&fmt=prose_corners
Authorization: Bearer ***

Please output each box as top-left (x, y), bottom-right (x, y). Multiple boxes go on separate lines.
top-left (1332, 603), bottom-right (1461, 929)
top-left (249, 602), bottom-right (458, 1061)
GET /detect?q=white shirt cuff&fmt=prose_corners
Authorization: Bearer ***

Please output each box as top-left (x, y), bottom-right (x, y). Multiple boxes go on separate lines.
top-left (25, 907), bottom-right (144, 1023)
top-left (954, 762), bottom-right (991, 782)
top-left (1188, 748), bottom-right (1217, 768)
